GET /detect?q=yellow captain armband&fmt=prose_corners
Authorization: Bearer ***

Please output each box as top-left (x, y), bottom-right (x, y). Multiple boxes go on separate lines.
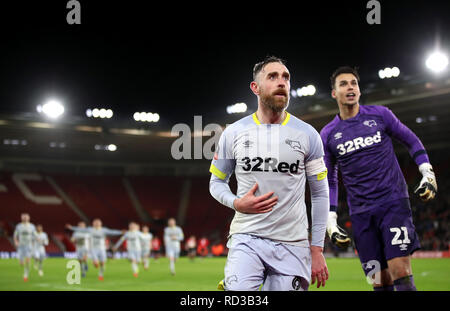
top-left (209, 164), bottom-right (227, 180)
top-left (317, 169), bottom-right (328, 181)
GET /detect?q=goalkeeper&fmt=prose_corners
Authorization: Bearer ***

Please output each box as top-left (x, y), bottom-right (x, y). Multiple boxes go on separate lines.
top-left (320, 66), bottom-right (437, 291)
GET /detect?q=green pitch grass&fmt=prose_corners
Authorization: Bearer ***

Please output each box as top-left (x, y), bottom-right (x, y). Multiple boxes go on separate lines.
top-left (0, 257), bottom-right (449, 291)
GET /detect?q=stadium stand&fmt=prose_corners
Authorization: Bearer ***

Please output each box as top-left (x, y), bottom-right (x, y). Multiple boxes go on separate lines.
top-left (53, 175), bottom-right (126, 229)
top-left (184, 176), bottom-right (233, 244)
top-left (128, 176), bottom-right (183, 221)
top-left (1, 164), bottom-right (448, 255)
top-left (0, 236), bottom-right (14, 252)
top-left (0, 172), bottom-right (81, 235)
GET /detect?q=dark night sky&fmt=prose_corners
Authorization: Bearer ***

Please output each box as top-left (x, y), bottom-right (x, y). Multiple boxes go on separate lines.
top-left (0, 1), bottom-right (449, 125)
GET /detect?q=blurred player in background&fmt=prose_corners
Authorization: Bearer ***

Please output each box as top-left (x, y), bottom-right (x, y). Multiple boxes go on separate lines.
top-left (151, 235), bottom-right (162, 261)
top-left (140, 225), bottom-right (153, 270)
top-left (185, 235), bottom-right (197, 261)
top-left (33, 224), bottom-right (48, 277)
top-left (197, 236), bottom-right (209, 258)
top-left (209, 56), bottom-right (329, 291)
top-left (113, 222), bottom-right (142, 277)
top-left (67, 219), bottom-right (123, 281)
top-left (71, 221), bottom-right (91, 277)
top-left (321, 66), bottom-right (438, 291)
top-left (13, 213), bottom-right (38, 282)
top-left (164, 218), bottom-right (184, 275)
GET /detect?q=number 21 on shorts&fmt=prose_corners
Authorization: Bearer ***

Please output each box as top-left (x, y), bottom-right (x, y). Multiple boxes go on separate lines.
top-left (390, 227), bottom-right (411, 245)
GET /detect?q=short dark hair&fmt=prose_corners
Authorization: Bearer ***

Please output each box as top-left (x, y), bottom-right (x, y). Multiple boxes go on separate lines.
top-left (330, 66), bottom-right (360, 89)
top-left (253, 56), bottom-right (286, 81)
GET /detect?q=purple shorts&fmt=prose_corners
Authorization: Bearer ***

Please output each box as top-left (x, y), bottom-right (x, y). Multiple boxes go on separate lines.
top-left (350, 198), bottom-right (420, 275)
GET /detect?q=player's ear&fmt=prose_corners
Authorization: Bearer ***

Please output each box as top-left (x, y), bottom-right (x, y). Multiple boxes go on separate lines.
top-left (250, 81), bottom-right (259, 96)
top-left (331, 88), bottom-right (336, 99)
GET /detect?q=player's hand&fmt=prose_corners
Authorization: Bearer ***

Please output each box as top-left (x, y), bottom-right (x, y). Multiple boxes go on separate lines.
top-left (326, 211), bottom-right (351, 249)
top-left (310, 246), bottom-right (329, 288)
top-left (65, 224), bottom-right (72, 230)
top-left (415, 163), bottom-right (437, 202)
top-left (233, 183), bottom-right (278, 214)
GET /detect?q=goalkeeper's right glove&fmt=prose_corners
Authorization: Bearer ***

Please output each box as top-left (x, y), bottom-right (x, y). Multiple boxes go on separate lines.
top-left (327, 211), bottom-right (351, 249)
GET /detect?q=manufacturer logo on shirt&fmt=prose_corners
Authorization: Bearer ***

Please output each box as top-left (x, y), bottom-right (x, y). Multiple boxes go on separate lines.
top-left (363, 120), bottom-right (377, 127)
top-left (336, 131), bottom-right (381, 155)
top-left (334, 132), bottom-right (342, 140)
top-left (243, 140), bottom-right (254, 148)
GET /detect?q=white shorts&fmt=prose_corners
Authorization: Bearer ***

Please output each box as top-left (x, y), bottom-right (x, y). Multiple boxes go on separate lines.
top-left (34, 247), bottom-right (46, 260)
top-left (141, 249), bottom-right (150, 257)
top-left (127, 249), bottom-right (141, 262)
top-left (224, 234), bottom-right (311, 291)
top-left (166, 246), bottom-right (180, 259)
top-left (18, 245), bottom-right (33, 261)
top-left (76, 246), bottom-right (89, 260)
top-left (91, 248), bottom-right (107, 263)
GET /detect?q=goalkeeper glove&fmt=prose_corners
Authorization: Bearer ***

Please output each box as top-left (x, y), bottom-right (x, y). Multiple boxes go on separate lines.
top-left (414, 163), bottom-right (437, 202)
top-left (217, 279), bottom-right (225, 291)
top-left (327, 211), bottom-right (351, 249)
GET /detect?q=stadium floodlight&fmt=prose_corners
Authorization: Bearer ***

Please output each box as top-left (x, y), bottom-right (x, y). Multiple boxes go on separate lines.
top-left (235, 102), bottom-right (247, 113)
top-left (92, 108), bottom-right (100, 118)
top-left (384, 67), bottom-right (393, 78)
top-left (38, 99), bottom-right (65, 119)
top-left (99, 108), bottom-right (107, 119)
top-left (426, 51), bottom-right (449, 73)
top-left (133, 111), bottom-right (159, 122)
top-left (226, 102), bottom-right (247, 114)
top-left (87, 108), bottom-right (113, 119)
top-left (306, 85), bottom-right (316, 96)
top-left (391, 67), bottom-right (400, 77)
top-left (378, 67), bottom-right (400, 79)
top-left (138, 112), bottom-right (146, 122)
top-left (106, 109), bottom-right (113, 119)
top-left (133, 112), bottom-right (141, 121)
top-left (296, 85), bottom-right (316, 97)
top-left (153, 113), bottom-right (160, 122)
top-left (107, 144), bottom-right (117, 152)
top-left (291, 90), bottom-right (297, 98)
top-left (146, 112), bottom-right (153, 122)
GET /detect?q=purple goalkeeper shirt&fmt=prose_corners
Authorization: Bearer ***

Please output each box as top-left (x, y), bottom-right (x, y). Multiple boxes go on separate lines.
top-left (320, 105), bottom-right (429, 215)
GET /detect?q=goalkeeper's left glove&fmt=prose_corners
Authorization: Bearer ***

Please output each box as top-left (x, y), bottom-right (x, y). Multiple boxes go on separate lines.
top-left (414, 163), bottom-right (438, 202)
top-left (327, 211), bottom-right (351, 250)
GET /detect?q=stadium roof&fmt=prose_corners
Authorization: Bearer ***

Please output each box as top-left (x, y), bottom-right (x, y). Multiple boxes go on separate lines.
top-left (0, 72), bottom-right (449, 175)
top-left (0, 1), bottom-right (449, 174)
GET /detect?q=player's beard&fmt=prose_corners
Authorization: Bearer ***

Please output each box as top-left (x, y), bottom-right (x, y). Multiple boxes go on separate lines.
top-left (260, 89), bottom-right (289, 113)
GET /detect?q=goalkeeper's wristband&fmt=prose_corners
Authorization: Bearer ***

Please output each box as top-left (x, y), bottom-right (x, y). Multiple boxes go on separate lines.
top-left (327, 211), bottom-right (338, 234)
top-left (418, 162), bottom-right (434, 176)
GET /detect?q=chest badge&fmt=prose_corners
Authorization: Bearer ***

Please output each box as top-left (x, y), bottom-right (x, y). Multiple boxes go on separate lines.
top-left (363, 120), bottom-right (377, 127)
